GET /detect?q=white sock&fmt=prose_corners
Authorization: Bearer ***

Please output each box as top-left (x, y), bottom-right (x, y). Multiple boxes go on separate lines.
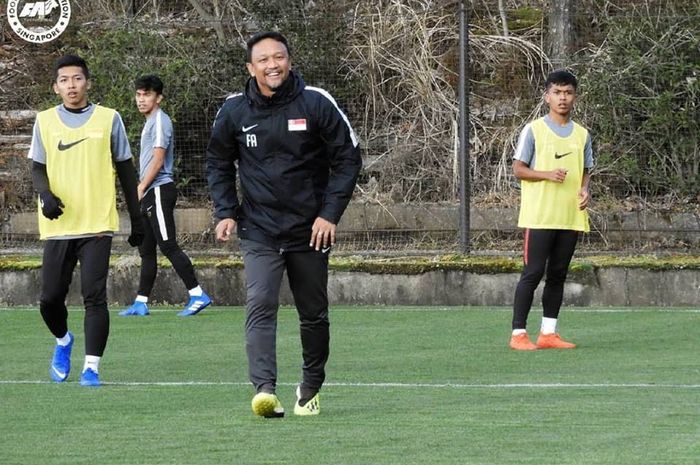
top-left (83, 356), bottom-right (100, 373)
top-left (56, 332), bottom-right (72, 346)
top-left (512, 329), bottom-right (527, 336)
top-left (541, 317), bottom-right (558, 335)
top-left (135, 295), bottom-right (148, 303)
top-left (188, 286), bottom-right (203, 297)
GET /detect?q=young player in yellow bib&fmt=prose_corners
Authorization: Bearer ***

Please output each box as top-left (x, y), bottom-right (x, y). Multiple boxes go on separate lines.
top-left (509, 70), bottom-right (594, 351)
top-left (29, 55), bottom-right (143, 386)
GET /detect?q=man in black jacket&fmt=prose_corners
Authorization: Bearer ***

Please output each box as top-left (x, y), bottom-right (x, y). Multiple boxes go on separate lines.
top-left (207, 32), bottom-right (362, 418)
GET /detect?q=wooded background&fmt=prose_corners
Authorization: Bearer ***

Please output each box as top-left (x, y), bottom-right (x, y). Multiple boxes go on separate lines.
top-left (0, 0), bottom-right (698, 251)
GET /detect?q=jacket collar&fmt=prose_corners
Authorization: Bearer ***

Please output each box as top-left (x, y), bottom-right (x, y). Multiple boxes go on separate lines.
top-left (245, 70), bottom-right (305, 107)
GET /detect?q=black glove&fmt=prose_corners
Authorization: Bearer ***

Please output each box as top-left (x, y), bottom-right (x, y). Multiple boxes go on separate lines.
top-left (128, 217), bottom-right (145, 247)
top-left (39, 191), bottom-right (64, 220)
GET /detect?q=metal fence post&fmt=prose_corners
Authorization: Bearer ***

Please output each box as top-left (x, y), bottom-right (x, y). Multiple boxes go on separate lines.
top-left (458, 0), bottom-right (470, 254)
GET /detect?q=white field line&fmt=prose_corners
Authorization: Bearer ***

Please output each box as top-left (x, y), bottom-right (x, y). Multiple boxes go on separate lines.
top-left (1, 307), bottom-right (698, 313)
top-left (1, 380), bottom-right (698, 389)
top-left (333, 308), bottom-right (700, 313)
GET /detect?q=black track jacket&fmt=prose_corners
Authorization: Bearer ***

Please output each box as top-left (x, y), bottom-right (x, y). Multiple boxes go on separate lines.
top-left (206, 71), bottom-right (362, 251)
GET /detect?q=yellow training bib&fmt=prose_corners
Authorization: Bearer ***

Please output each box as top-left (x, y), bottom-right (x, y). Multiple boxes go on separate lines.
top-left (518, 117), bottom-right (589, 232)
top-left (36, 105), bottom-right (119, 239)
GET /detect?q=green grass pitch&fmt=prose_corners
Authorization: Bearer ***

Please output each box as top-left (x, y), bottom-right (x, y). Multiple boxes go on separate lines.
top-left (1, 306), bottom-right (698, 464)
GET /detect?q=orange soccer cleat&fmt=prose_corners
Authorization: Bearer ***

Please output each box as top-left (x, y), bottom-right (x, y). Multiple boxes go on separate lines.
top-left (509, 333), bottom-right (538, 351)
top-left (536, 333), bottom-right (577, 349)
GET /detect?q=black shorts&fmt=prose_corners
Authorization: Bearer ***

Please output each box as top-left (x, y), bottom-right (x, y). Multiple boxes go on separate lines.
top-left (141, 182), bottom-right (178, 243)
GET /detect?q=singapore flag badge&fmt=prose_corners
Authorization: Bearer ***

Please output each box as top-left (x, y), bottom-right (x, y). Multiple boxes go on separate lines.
top-left (288, 118), bottom-right (307, 131)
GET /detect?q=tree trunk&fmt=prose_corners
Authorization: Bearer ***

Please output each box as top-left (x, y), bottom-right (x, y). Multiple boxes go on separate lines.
top-left (498, 0), bottom-right (509, 37)
top-left (548, 0), bottom-right (574, 67)
top-left (188, 0), bottom-right (226, 45)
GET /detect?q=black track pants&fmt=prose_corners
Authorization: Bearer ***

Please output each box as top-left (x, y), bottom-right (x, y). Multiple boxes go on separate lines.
top-left (40, 236), bottom-right (112, 356)
top-left (137, 183), bottom-right (198, 296)
top-left (512, 229), bottom-right (579, 330)
top-left (240, 239), bottom-right (330, 394)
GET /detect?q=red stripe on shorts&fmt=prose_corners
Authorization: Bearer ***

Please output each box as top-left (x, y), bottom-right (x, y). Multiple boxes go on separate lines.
top-left (523, 229), bottom-right (530, 266)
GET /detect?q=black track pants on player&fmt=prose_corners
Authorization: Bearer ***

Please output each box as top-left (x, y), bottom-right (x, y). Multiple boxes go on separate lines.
top-left (240, 239), bottom-right (330, 394)
top-left (137, 183), bottom-right (198, 296)
top-left (39, 236), bottom-right (112, 356)
top-left (512, 228), bottom-right (579, 330)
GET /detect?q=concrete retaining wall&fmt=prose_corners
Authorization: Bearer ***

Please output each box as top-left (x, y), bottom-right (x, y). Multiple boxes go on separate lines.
top-left (1, 264), bottom-right (698, 307)
top-left (6, 204), bottom-right (700, 245)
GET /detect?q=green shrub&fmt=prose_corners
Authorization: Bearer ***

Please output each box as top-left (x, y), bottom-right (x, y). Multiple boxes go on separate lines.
top-left (577, 3), bottom-right (700, 198)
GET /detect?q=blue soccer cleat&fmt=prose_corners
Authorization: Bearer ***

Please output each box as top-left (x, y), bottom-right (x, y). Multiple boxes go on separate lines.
top-left (119, 301), bottom-right (150, 316)
top-left (79, 368), bottom-right (100, 387)
top-left (177, 292), bottom-right (211, 316)
top-left (50, 331), bottom-right (73, 383)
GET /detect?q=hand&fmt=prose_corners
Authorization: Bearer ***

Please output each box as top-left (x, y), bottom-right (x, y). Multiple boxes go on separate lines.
top-left (39, 191), bottom-right (64, 220)
top-left (137, 183), bottom-right (146, 201)
top-left (128, 218), bottom-right (145, 247)
top-left (215, 218), bottom-right (236, 242)
top-left (309, 217), bottom-right (336, 251)
top-left (578, 187), bottom-right (590, 210)
top-left (549, 168), bottom-right (568, 183)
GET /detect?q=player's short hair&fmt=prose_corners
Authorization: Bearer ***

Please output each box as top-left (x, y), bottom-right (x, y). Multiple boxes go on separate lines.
top-left (545, 69), bottom-right (578, 90)
top-left (53, 55), bottom-right (89, 81)
top-left (135, 75), bottom-right (164, 95)
top-left (246, 31), bottom-right (291, 63)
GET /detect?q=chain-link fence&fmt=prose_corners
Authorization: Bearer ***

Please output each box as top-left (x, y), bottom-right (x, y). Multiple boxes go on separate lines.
top-left (1, 0), bottom-right (698, 254)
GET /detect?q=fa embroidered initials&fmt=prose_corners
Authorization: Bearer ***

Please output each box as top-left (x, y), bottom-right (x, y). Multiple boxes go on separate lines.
top-left (246, 134), bottom-right (257, 147)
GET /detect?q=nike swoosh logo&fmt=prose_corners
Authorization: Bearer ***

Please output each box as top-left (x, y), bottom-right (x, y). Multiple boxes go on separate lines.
top-left (52, 366), bottom-right (66, 379)
top-left (57, 138), bottom-right (88, 151)
top-left (242, 124), bottom-right (258, 132)
top-left (321, 246), bottom-right (332, 254)
top-left (554, 152), bottom-right (572, 159)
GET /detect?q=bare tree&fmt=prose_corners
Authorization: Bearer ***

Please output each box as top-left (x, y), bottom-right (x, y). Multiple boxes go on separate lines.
top-left (548, 0), bottom-right (574, 66)
top-left (188, 0), bottom-right (226, 44)
top-left (498, 0), bottom-right (508, 37)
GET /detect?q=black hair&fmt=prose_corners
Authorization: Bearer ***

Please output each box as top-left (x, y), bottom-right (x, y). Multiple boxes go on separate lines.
top-left (545, 69), bottom-right (578, 90)
top-left (135, 75), bottom-right (164, 95)
top-left (53, 55), bottom-right (89, 81)
top-left (246, 31), bottom-right (290, 63)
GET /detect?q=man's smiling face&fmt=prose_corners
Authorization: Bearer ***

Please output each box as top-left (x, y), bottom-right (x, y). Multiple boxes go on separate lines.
top-left (246, 37), bottom-right (291, 97)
